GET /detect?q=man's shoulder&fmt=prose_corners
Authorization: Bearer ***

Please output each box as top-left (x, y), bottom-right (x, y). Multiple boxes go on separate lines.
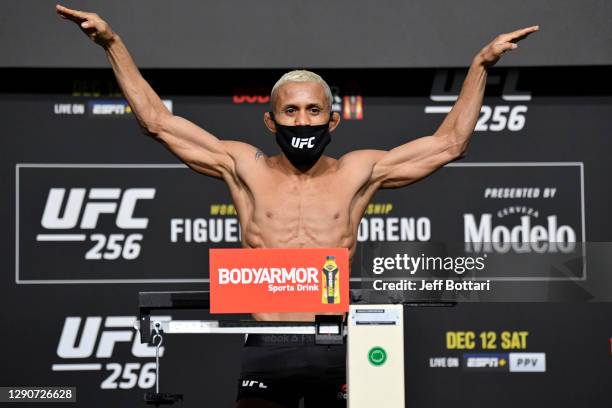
top-left (221, 140), bottom-right (260, 158)
top-left (224, 141), bottom-right (273, 167)
top-left (338, 149), bottom-right (386, 168)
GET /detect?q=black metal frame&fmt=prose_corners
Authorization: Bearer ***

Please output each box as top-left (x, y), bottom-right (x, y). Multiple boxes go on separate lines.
top-left (138, 290), bottom-right (456, 344)
top-left (139, 291), bottom-right (210, 343)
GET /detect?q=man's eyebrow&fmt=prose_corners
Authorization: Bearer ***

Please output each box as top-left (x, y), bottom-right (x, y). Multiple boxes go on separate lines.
top-left (306, 103), bottom-right (324, 109)
top-left (280, 103), bottom-right (324, 109)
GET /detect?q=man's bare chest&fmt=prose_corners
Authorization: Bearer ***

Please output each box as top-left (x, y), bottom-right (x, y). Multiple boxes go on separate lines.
top-left (250, 178), bottom-right (353, 222)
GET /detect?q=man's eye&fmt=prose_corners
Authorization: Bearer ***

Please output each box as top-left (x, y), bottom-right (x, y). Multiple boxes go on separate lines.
top-left (285, 108), bottom-right (295, 114)
top-left (310, 108), bottom-right (320, 114)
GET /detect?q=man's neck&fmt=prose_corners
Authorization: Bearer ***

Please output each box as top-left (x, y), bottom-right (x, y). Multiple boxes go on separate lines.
top-left (276, 154), bottom-right (330, 179)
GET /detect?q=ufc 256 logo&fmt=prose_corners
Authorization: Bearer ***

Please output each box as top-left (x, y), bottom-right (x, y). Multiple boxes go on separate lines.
top-left (427, 69), bottom-right (530, 132)
top-left (39, 188), bottom-right (155, 260)
top-left (55, 316), bottom-right (169, 390)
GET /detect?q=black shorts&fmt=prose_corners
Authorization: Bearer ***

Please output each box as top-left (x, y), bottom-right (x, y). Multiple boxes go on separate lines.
top-left (236, 334), bottom-right (347, 408)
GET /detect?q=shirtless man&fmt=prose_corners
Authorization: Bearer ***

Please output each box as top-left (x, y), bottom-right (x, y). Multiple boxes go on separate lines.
top-left (56, 4), bottom-right (538, 407)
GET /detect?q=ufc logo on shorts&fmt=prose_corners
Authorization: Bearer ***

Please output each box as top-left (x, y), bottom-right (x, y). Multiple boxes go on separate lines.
top-left (242, 380), bottom-right (268, 389)
top-left (41, 188), bottom-right (155, 230)
top-left (291, 137), bottom-right (315, 149)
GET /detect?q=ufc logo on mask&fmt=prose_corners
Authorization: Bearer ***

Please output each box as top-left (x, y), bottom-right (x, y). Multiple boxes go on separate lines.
top-left (291, 137), bottom-right (315, 149)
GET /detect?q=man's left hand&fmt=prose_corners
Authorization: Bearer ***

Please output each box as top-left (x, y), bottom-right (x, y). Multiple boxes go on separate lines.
top-left (476, 25), bottom-right (539, 67)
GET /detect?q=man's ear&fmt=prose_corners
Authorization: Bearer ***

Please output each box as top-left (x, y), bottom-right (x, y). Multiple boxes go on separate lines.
top-left (263, 112), bottom-right (276, 134)
top-left (329, 111), bottom-right (341, 132)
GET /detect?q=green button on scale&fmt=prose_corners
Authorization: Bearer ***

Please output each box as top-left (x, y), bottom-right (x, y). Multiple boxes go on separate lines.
top-left (368, 346), bottom-right (387, 366)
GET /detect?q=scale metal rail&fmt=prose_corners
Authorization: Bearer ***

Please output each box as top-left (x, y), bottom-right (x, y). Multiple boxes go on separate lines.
top-left (135, 290), bottom-right (455, 407)
top-left (137, 290), bottom-right (346, 345)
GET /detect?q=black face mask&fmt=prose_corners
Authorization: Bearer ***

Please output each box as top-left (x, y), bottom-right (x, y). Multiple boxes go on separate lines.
top-left (269, 112), bottom-right (333, 169)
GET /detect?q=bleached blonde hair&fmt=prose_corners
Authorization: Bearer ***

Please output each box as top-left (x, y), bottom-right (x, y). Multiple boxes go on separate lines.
top-left (270, 70), bottom-right (333, 112)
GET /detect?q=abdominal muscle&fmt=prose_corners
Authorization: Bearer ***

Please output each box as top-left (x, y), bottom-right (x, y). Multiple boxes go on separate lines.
top-left (243, 214), bottom-right (355, 322)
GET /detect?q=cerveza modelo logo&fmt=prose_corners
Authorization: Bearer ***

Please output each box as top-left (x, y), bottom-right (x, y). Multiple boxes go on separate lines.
top-left (38, 188), bottom-right (155, 260)
top-left (53, 315), bottom-right (170, 390)
top-left (464, 186), bottom-right (578, 253)
top-left (464, 213), bottom-right (576, 253)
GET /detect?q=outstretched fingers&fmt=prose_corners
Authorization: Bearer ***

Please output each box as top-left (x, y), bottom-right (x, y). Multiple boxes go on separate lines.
top-left (501, 25), bottom-right (540, 44)
top-left (479, 25), bottom-right (539, 66)
top-left (56, 4), bottom-right (89, 23)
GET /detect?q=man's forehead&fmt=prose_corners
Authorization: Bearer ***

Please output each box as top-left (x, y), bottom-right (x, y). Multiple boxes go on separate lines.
top-left (275, 81), bottom-right (327, 106)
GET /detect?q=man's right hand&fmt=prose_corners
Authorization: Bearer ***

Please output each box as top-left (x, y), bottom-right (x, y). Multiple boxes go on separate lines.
top-left (56, 4), bottom-right (116, 48)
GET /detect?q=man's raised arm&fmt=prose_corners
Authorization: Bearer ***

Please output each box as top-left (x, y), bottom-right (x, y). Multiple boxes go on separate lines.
top-left (350, 25), bottom-right (539, 189)
top-left (56, 4), bottom-right (249, 180)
